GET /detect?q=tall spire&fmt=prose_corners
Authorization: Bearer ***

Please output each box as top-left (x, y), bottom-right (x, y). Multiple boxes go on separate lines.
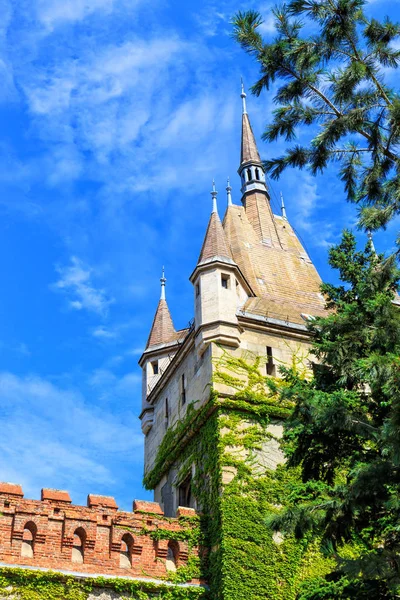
top-left (238, 79), bottom-right (267, 198)
top-left (280, 192), bottom-right (287, 220)
top-left (226, 177), bottom-right (233, 206)
top-left (160, 266), bottom-right (166, 300)
top-left (241, 77), bottom-right (247, 115)
top-left (211, 179), bottom-right (218, 214)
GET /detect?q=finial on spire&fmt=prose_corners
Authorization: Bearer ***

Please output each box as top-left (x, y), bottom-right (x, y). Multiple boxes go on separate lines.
top-left (160, 266), bottom-right (166, 300)
top-left (226, 177), bottom-right (233, 206)
top-left (280, 192), bottom-right (287, 220)
top-left (367, 230), bottom-right (376, 254)
top-left (241, 77), bottom-right (247, 115)
top-left (211, 179), bottom-right (218, 213)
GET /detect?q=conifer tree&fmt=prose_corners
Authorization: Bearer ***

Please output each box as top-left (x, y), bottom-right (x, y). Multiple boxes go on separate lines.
top-left (233, 1), bottom-right (400, 230)
top-left (268, 232), bottom-right (400, 598)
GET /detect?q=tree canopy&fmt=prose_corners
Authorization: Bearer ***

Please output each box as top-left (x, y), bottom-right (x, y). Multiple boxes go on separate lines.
top-left (233, 0), bottom-right (400, 230)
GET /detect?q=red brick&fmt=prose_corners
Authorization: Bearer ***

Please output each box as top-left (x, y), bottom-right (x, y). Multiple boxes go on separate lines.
top-left (133, 500), bottom-right (163, 515)
top-left (41, 489), bottom-right (71, 503)
top-left (0, 482), bottom-right (23, 497)
top-left (87, 494), bottom-right (118, 510)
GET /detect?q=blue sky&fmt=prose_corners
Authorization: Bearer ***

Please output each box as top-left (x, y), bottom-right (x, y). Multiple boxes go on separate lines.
top-left (0, 0), bottom-right (398, 511)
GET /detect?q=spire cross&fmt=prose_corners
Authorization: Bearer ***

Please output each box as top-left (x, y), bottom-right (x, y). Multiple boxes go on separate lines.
top-left (211, 179), bottom-right (218, 213)
top-left (160, 266), bottom-right (167, 300)
top-left (241, 78), bottom-right (247, 115)
top-left (280, 192), bottom-right (287, 220)
top-left (226, 177), bottom-right (233, 206)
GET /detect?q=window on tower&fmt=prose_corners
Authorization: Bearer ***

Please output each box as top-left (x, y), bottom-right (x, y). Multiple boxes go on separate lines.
top-left (178, 473), bottom-right (192, 508)
top-left (247, 168), bottom-right (252, 181)
top-left (255, 168), bottom-right (260, 180)
top-left (266, 346), bottom-right (276, 376)
top-left (180, 374), bottom-right (186, 406)
top-left (151, 361), bottom-right (159, 375)
top-left (196, 283), bottom-right (200, 297)
top-left (165, 398), bottom-right (169, 429)
top-left (221, 274), bottom-right (230, 289)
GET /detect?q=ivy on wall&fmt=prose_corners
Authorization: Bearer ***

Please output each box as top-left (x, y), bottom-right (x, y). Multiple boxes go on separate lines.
top-left (0, 567), bottom-right (207, 600)
top-left (144, 345), bottom-right (333, 600)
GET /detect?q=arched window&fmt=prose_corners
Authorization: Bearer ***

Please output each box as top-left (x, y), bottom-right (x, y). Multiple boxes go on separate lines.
top-left (120, 533), bottom-right (133, 569)
top-left (21, 522), bottom-right (36, 558)
top-left (72, 528), bottom-right (85, 564)
top-left (166, 541), bottom-right (178, 572)
top-left (246, 168), bottom-right (252, 181)
top-left (255, 168), bottom-right (260, 180)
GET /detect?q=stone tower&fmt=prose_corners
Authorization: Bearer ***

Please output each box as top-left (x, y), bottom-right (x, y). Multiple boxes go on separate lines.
top-left (139, 85), bottom-right (328, 599)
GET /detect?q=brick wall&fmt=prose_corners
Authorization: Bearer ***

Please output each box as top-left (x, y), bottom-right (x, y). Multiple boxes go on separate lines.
top-left (0, 483), bottom-right (200, 583)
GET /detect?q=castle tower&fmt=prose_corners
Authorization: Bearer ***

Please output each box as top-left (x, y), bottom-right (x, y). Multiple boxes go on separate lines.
top-left (139, 84), bottom-right (329, 599)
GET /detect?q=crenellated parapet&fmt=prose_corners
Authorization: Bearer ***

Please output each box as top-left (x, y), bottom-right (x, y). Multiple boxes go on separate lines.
top-left (0, 483), bottom-right (201, 583)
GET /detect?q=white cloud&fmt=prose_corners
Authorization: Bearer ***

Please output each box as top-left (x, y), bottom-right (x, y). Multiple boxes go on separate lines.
top-left (92, 325), bottom-right (118, 339)
top-left (0, 371), bottom-right (142, 500)
top-left (53, 256), bottom-right (113, 316)
top-left (36, 0), bottom-right (115, 30)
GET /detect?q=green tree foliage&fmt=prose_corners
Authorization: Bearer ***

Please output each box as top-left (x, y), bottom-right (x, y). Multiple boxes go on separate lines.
top-left (233, 0), bottom-right (400, 230)
top-left (268, 231), bottom-right (400, 598)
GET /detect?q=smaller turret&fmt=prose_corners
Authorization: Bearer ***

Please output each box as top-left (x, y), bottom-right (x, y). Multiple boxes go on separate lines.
top-left (139, 269), bottom-right (181, 434)
top-left (190, 181), bottom-right (249, 355)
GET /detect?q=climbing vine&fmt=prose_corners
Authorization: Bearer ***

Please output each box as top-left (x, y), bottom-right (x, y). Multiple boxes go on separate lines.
top-left (143, 345), bottom-right (333, 599)
top-left (0, 567), bottom-right (207, 600)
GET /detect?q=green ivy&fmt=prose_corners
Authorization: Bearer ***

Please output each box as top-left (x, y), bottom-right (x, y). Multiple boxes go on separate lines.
top-left (0, 568), bottom-right (207, 600)
top-left (143, 346), bottom-right (333, 599)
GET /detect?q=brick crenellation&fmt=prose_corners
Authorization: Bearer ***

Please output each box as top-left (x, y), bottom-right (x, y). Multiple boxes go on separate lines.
top-left (0, 483), bottom-right (199, 582)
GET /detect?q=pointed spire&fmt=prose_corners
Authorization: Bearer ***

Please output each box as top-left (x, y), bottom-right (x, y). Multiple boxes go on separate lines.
top-left (239, 80), bottom-right (262, 168)
top-left (160, 266), bottom-right (166, 300)
top-left (241, 77), bottom-right (247, 115)
top-left (226, 177), bottom-right (233, 206)
top-left (280, 192), bottom-right (287, 220)
top-left (367, 230), bottom-right (376, 254)
top-left (197, 184), bottom-right (232, 265)
top-left (211, 179), bottom-right (218, 214)
top-left (146, 269), bottom-right (176, 348)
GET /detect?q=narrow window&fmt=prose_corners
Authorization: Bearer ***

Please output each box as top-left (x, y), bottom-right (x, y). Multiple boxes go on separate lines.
top-left (21, 522), bottom-right (36, 558)
top-left (151, 361), bottom-right (159, 375)
top-left (196, 283), bottom-right (200, 297)
top-left (120, 534), bottom-right (133, 569)
top-left (266, 346), bottom-right (276, 376)
top-left (247, 168), bottom-right (252, 181)
top-left (72, 528), bottom-right (85, 564)
top-left (166, 541), bottom-right (178, 572)
top-left (179, 474), bottom-right (192, 508)
top-left (180, 374), bottom-right (186, 406)
top-left (221, 274), bottom-right (230, 289)
top-left (255, 167), bottom-right (260, 180)
top-left (165, 398), bottom-right (169, 428)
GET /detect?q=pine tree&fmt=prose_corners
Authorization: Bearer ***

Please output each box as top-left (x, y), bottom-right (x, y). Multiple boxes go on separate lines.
top-left (233, 0), bottom-right (400, 230)
top-left (268, 231), bottom-right (400, 598)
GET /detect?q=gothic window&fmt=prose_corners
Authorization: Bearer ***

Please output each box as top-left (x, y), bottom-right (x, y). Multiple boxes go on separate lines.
top-left (266, 346), bottom-right (276, 376)
top-left (180, 374), bottom-right (186, 406)
top-left (120, 533), bottom-right (133, 569)
top-left (255, 168), bottom-right (260, 180)
top-left (246, 168), bottom-right (252, 181)
top-left (151, 361), bottom-right (159, 375)
top-left (196, 283), bottom-right (200, 297)
top-left (21, 522), bottom-right (36, 558)
top-left (72, 528), bottom-right (85, 564)
top-left (179, 473), bottom-right (192, 508)
top-left (221, 274), bottom-right (230, 289)
top-left (166, 541), bottom-right (178, 572)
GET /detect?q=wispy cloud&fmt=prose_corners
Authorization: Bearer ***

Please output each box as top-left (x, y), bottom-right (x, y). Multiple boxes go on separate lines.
top-left (0, 371), bottom-right (142, 502)
top-left (53, 256), bottom-right (113, 316)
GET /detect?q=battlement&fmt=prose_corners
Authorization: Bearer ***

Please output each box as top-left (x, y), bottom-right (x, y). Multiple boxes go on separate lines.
top-left (0, 483), bottom-right (200, 583)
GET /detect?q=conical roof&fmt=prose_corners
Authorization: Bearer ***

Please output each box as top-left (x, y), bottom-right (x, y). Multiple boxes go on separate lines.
top-left (240, 113), bottom-right (262, 166)
top-left (146, 299), bottom-right (176, 348)
top-left (198, 210), bottom-right (232, 265)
